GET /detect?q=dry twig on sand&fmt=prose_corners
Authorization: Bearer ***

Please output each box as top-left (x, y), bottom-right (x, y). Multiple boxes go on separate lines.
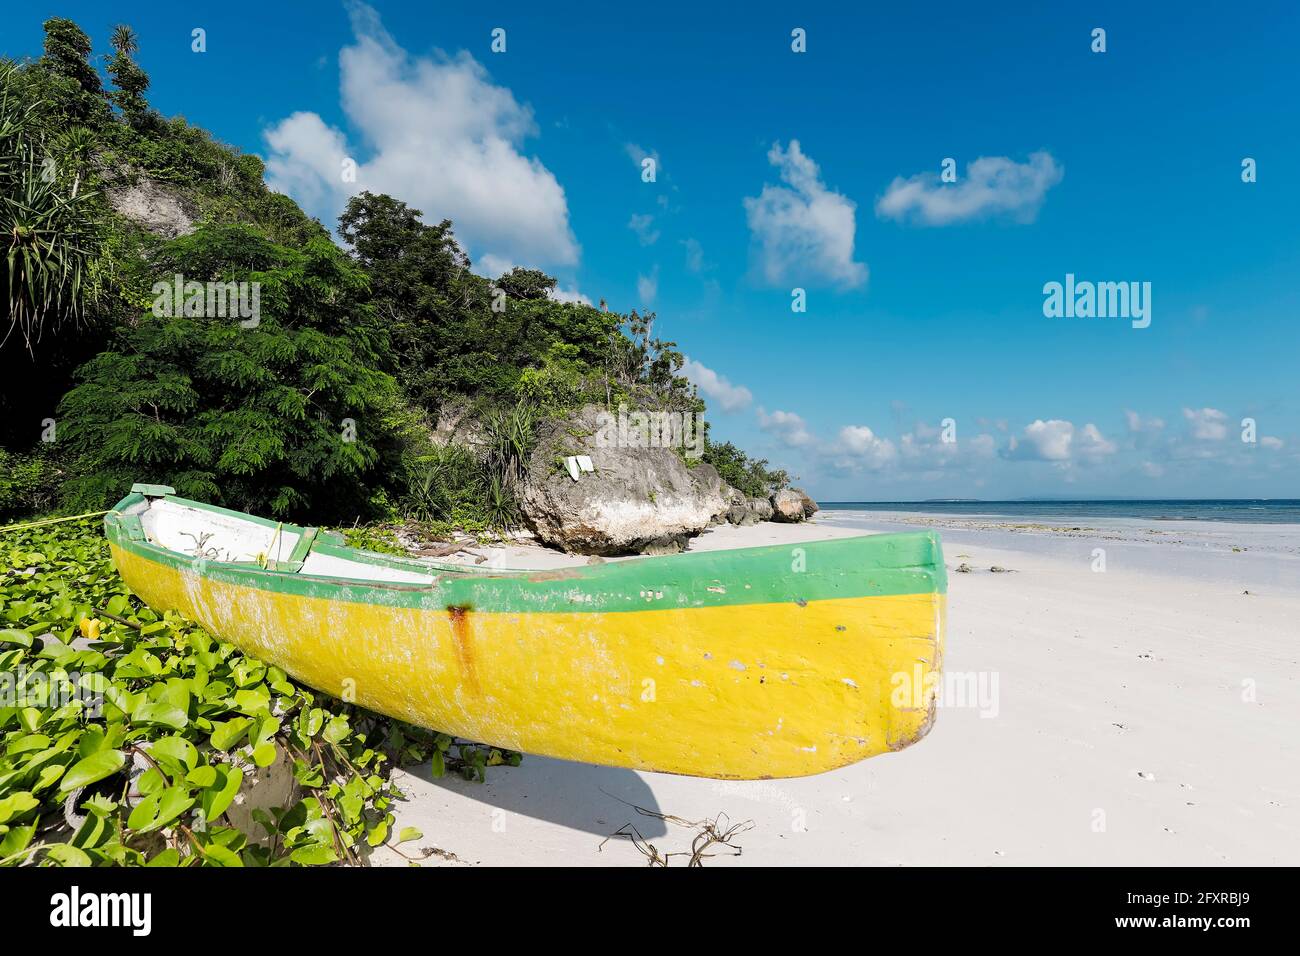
top-left (599, 803), bottom-right (755, 867)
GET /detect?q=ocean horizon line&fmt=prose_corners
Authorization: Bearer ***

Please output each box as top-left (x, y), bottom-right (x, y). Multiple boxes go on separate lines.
top-left (820, 497), bottom-right (1300, 504)
top-left (816, 498), bottom-right (1300, 525)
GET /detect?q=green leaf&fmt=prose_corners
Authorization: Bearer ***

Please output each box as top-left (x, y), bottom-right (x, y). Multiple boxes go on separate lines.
top-left (322, 715), bottom-right (350, 744)
top-left (209, 717), bottom-right (253, 751)
top-left (155, 788), bottom-right (196, 829)
top-left (251, 742), bottom-right (277, 768)
top-left (43, 843), bottom-right (92, 867)
top-left (71, 812), bottom-right (107, 850)
top-left (365, 821), bottom-right (387, 848)
top-left (202, 766), bottom-right (244, 821)
top-left (0, 628), bottom-right (34, 647)
top-left (5, 733), bottom-right (50, 757)
top-left (0, 792), bottom-right (40, 824)
top-left (290, 843), bottom-right (338, 866)
top-left (76, 726), bottom-right (108, 758)
top-left (149, 736), bottom-right (199, 771)
top-left (59, 749), bottom-right (125, 793)
top-left (396, 826), bottom-right (422, 845)
top-left (126, 792), bottom-right (161, 831)
top-left (186, 765), bottom-right (218, 788)
top-left (200, 842), bottom-right (244, 867)
top-left (128, 787), bottom-right (195, 833)
top-left (136, 768), bottom-right (165, 796)
top-left (232, 687), bottom-right (271, 714)
top-left (132, 701), bottom-right (189, 730)
top-left (0, 821), bottom-right (37, 857)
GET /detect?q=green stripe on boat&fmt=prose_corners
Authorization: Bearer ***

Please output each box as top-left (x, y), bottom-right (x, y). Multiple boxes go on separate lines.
top-left (105, 492), bottom-right (945, 614)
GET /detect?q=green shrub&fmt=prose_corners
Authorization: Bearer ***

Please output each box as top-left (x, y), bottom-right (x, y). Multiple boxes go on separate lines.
top-left (0, 446), bottom-right (66, 520)
top-left (405, 444), bottom-right (485, 524)
top-left (480, 399), bottom-right (538, 490)
top-left (703, 440), bottom-right (790, 500)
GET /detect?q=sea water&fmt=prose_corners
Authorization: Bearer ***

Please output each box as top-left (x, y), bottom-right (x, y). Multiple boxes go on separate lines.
top-left (820, 500), bottom-right (1300, 525)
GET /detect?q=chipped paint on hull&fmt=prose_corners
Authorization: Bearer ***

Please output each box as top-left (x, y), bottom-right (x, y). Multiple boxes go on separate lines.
top-left (105, 493), bottom-right (946, 779)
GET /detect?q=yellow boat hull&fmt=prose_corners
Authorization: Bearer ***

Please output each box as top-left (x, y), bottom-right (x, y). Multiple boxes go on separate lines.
top-left (106, 490), bottom-right (946, 779)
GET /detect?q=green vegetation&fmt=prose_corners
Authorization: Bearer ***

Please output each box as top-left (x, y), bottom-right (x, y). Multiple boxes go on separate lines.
top-left (2, 20), bottom-right (781, 524)
top-left (0, 517), bottom-right (517, 866)
top-left (702, 440), bottom-right (790, 500)
top-left (0, 59), bottom-right (103, 355)
top-left (56, 225), bottom-right (406, 521)
top-left (0, 18), bottom-right (787, 866)
top-left (0, 446), bottom-right (66, 520)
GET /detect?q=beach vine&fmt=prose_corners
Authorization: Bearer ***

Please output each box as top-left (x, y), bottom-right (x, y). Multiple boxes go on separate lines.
top-left (0, 516), bottom-right (518, 867)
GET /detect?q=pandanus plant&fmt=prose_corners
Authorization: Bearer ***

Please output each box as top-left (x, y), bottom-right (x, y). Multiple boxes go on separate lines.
top-left (0, 63), bottom-right (100, 352)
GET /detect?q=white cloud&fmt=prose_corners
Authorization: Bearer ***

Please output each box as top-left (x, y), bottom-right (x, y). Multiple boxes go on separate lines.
top-left (636, 266), bottom-right (659, 305)
top-left (875, 151), bottom-right (1063, 226)
top-left (681, 238), bottom-right (707, 273)
top-left (1261, 436), bottom-right (1284, 450)
top-left (898, 422), bottom-right (953, 463)
top-left (625, 143), bottom-right (660, 172)
top-left (476, 254), bottom-right (516, 278)
top-left (550, 285), bottom-right (591, 306)
top-left (1003, 419), bottom-right (1116, 462)
top-left (627, 213), bottom-right (659, 246)
top-left (837, 425), bottom-right (898, 469)
top-left (1141, 461), bottom-right (1165, 478)
top-left (743, 140), bottom-right (867, 288)
top-left (1125, 410), bottom-right (1165, 433)
top-left (681, 358), bottom-right (753, 413)
top-left (262, 112), bottom-right (351, 213)
top-left (758, 408), bottom-right (815, 448)
top-left (1183, 407), bottom-right (1229, 440)
top-left (1005, 419), bottom-right (1073, 461)
top-left (1076, 423), bottom-right (1118, 459)
top-left (263, 2), bottom-right (578, 269)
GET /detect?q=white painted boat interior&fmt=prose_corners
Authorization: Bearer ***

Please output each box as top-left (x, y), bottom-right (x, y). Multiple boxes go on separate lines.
top-left (136, 499), bottom-right (434, 584)
top-left (141, 499), bottom-right (301, 564)
top-left (299, 550), bottom-right (433, 584)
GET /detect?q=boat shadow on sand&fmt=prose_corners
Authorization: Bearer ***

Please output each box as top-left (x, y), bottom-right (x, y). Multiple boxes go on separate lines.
top-left (403, 755), bottom-right (670, 837)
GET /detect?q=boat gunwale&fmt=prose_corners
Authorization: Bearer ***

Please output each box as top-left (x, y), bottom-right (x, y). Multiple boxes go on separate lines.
top-left (105, 491), bottom-right (947, 614)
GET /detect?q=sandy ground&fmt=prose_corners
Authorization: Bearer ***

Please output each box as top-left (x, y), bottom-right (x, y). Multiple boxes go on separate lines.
top-left (374, 513), bottom-right (1300, 867)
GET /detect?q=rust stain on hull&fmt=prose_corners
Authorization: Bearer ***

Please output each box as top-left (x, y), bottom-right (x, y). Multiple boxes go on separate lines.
top-left (446, 605), bottom-right (480, 694)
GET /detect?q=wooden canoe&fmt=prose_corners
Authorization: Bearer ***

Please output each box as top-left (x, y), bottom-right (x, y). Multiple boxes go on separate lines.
top-left (106, 485), bottom-right (946, 779)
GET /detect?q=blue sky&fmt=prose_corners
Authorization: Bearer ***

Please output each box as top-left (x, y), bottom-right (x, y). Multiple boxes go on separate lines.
top-left (12, 1), bottom-right (1299, 498)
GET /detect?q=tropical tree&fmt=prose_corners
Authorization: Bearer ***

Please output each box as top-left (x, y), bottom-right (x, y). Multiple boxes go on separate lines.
top-left (339, 191), bottom-right (622, 413)
top-left (57, 225), bottom-right (407, 521)
top-left (38, 17), bottom-right (108, 123)
top-left (110, 24), bottom-right (139, 57)
top-left (106, 24), bottom-right (150, 126)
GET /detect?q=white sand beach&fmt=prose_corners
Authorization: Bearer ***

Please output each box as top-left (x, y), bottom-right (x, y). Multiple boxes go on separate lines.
top-left (376, 512), bottom-right (1300, 867)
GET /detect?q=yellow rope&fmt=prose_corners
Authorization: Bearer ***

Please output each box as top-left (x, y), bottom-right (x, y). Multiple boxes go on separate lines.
top-left (259, 521), bottom-right (284, 569)
top-left (0, 510), bottom-right (110, 534)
